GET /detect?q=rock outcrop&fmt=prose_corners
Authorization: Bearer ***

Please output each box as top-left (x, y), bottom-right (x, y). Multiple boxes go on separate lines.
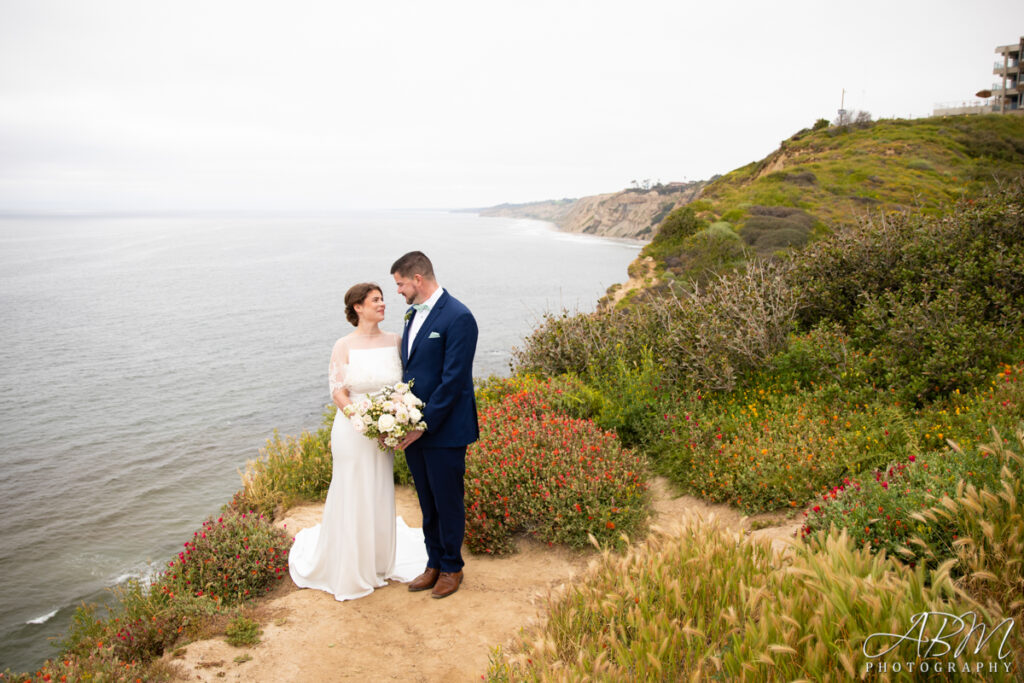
top-left (480, 182), bottom-right (704, 240)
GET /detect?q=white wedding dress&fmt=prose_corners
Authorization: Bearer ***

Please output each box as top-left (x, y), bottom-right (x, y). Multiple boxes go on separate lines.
top-left (288, 332), bottom-right (426, 600)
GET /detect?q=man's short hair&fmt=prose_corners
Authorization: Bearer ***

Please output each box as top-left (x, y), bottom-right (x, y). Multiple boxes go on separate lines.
top-left (390, 251), bottom-right (435, 279)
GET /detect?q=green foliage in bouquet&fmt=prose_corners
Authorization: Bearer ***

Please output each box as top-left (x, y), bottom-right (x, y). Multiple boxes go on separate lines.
top-left (341, 380), bottom-right (426, 449)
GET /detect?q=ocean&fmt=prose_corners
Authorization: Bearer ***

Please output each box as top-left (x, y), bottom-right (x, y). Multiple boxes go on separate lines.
top-left (0, 210), bottom-right (640, 672)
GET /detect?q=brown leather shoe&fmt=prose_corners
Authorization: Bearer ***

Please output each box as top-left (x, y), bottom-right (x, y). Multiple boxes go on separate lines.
top-left (430, 571), bottom-right (464, 599)
top-left (408, 567), bottom-right (439, 592)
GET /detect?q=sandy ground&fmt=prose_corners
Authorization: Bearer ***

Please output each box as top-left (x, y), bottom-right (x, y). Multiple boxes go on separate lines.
top-left (165, 479), bottom-right (800, 682)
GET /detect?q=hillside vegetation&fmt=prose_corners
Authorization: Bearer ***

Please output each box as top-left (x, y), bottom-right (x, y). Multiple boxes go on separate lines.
top-left (503, 161), bottom-right (1023, 675)
top-left (640, 114), bottom-right (1024, 291)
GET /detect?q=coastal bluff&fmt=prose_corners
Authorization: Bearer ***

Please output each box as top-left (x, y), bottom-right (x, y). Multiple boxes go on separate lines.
top-left (480, 181), bottom-right (704, 240)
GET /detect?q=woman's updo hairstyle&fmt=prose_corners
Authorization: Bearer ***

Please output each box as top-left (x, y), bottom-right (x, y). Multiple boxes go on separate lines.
top-left (344, 283), bottom-right (382, 326)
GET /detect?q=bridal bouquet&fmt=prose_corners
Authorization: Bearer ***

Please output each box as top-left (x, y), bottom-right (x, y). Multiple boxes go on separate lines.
top-left (342, 381), bottom-right (427, 449)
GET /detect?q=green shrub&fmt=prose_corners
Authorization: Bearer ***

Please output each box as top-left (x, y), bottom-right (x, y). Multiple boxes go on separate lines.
top-left (800, 449), bottom-right (1001, 561)
top-left (655, 260), bottom-right (799, 391)
top-left (233, 407), bottom-right (335, 516)
top-left (801, 362), bottom-right (1023, 557)
top-left (652, 379), bottom-right (909, 513)
top-left (464, 382), bottom-right (648, 555)
top-left (1, 655), bottom-right (170, 683)
top-left (161, 510), bottom-right (291, 603)
top-left (740, 205), bottom-right (815, 253)
top-left (510, 308), bottom-right (622, 379)
top-left (750, 225), bottom-right (810, 250)
top-left (232, 404), bottom-right (414, 515)
top-left (721, 207), bottom-right (745, 222)
top-left (789, 183), bottom-right (1024, 402)
top-left (852, 287), bottom-right (1015, 404)
top-left (34, 510), bottom-right (291, 681)
top-left (651, 205), bottom-right (702, 243)
top-left (225, 615), bottom-right (261, 647)
top-left (767, 322), bottom-right (860, 390)
top-left (514, 260), bottom-right (798, 394)
top-left (954, 120), bottom-right (1024, 163)
top-left (687, 198), bottom-right (714, 213)
top-left (575, 347), bottom-right (675, 448)
top-left (664, 221), bottom-right (748, 284)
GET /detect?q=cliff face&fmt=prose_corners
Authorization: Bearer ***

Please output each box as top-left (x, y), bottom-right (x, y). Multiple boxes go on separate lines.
top-left (480, 182), bottom-right (704, 240)
top-left (561, 183), bottom-right (704, 239)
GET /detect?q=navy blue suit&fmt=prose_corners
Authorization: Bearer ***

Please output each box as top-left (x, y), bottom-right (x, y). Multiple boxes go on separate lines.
top-left (401, 290), bottom-right (478, 572)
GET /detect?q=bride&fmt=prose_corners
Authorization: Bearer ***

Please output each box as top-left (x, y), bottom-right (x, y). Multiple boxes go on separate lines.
top-left (288, 282), bottom-right (426, 600)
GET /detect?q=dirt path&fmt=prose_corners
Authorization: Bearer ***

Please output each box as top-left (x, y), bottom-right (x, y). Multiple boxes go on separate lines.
top-left (166, 480), bottom-right (800, 682)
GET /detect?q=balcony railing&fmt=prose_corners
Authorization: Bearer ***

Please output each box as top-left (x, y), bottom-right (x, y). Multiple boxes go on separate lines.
top-left (933, 99), bottom-right (994, 111)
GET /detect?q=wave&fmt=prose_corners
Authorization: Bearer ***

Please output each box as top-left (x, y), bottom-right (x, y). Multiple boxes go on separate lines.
top-left (26, 609), bottom-right (57, 625)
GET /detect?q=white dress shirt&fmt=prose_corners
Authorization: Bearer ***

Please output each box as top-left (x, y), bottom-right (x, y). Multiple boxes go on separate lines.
top-left (407, 286), bottom-right (444, 355)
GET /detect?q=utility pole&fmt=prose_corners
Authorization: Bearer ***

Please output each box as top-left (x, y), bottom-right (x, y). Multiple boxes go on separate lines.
top-left (838, 88), bottom-right (847, 126)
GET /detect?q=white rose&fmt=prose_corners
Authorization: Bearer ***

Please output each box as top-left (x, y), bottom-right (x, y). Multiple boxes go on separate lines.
top-left (357, 399), bottom-right (371, 415)
top-left (395, 407), bottom-right (410, 424)
top-left (350, 415), bottom-right (366, 433)
top-left (408, 407), bottom-right (422, 423)
top-left (390, 392), bottom-right (402, 403)
top-left (402, 392), bottom-right (422, 408)
top-left (377, 414), bottom-right (397, 433)
top-left (395, 382), bottom-right (410, 394)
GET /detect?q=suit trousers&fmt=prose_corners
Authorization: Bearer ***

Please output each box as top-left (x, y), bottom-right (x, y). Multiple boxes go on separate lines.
top-left (403, 444), bottom-right (466, 573)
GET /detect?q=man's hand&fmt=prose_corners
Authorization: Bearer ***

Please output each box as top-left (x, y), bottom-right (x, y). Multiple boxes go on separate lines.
top-left (399, 429), bottom-right (424, 450)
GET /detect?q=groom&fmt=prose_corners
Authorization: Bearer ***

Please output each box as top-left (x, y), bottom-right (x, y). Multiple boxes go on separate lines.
top-left (392, 251), bottom-right (479, 599)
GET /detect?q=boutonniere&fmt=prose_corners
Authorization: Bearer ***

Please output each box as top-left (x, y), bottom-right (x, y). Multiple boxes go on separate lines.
top-left (404, 310), bottom-right (413, 324)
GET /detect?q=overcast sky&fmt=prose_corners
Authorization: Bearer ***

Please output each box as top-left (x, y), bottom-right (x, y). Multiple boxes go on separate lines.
top-left (1, 0), bottom-right (1022, 212)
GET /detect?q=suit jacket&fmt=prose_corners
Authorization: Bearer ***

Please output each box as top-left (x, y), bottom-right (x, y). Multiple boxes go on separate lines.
top-left (401, 290), bottom-right (479, 448)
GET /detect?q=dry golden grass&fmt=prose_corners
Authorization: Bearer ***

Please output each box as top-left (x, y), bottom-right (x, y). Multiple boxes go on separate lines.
top-left (489, 500), bottom-right (1019, 681)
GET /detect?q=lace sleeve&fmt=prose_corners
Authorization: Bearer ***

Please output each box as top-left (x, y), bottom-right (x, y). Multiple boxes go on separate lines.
top-left (328, 338), bottom-right (349, 396)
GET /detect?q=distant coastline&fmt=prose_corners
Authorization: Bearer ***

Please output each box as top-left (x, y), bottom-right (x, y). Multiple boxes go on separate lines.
top-left (476, 180), bottom-right (704, 241)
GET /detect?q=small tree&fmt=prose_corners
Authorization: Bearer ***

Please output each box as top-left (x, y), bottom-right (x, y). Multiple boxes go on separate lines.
top-left (832, 109), bottom-right (873, 129)
top-left (652, 206), bottom-right (702, 244)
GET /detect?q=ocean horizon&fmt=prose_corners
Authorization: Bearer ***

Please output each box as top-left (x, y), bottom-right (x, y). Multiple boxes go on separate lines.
top-left (0, 209), bottom-right (640, 672)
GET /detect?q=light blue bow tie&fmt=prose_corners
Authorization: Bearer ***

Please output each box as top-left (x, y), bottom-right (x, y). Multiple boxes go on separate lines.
top-left (413, 303), bottom-right (430, 312)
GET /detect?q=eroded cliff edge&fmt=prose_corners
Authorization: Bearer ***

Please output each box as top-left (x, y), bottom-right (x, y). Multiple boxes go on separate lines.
top-left (480, 181), bottom-right (704, 240)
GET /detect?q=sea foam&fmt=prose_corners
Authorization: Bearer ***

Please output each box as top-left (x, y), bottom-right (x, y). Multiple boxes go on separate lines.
top-left (26, 609), bottom-right (58, 625)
